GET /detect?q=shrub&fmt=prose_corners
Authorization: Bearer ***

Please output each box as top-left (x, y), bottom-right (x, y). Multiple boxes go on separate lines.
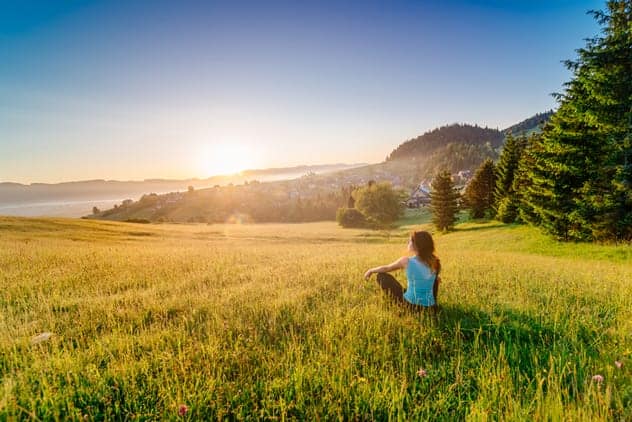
top-left (336, 207), bottom-right (367, 228)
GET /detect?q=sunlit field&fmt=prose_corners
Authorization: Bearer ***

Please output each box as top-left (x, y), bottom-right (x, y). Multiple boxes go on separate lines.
top-left (1, 215), bottom-right (630, 420)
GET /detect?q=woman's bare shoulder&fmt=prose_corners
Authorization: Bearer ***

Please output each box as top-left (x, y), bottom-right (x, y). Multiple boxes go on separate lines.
top-left (398, 256), bottom-right (410, 266)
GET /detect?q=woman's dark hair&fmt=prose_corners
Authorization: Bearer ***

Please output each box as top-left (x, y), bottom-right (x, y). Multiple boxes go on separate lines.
top-left (411, 230), bottom-right (441, 274)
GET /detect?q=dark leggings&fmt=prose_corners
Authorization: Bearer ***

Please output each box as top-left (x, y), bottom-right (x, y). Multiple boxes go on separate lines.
top-left (376, 273), bottom-right (440, 311)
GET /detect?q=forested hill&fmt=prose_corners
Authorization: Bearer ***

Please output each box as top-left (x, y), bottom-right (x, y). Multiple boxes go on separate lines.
top-left (386, 124), bottom-right (504, 161)
top-left (503, 110), bottom-right (554, 136)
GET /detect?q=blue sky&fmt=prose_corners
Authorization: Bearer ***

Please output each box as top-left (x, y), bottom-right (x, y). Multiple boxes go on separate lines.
top-left (0, 0), bottom-right (602, 183)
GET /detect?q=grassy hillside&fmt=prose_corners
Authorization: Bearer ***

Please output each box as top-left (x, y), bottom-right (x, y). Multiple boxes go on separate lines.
top-left (1, 216), bottom-right (630, 420)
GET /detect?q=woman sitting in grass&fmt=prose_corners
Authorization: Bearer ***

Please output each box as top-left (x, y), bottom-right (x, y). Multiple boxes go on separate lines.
top-left (364, 230), bottom-right (441, 311)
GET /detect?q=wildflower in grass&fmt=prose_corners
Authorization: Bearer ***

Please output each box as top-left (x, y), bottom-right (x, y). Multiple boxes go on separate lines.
top-left (351, 376), bottom-right (368, 386)
top-left (417, 368), bottom-right (427, 378)
top-left (31, 332), bottom-right (53, 345)
top-left (178, 404), bottom-right (188, 416)
top-left (615, 361), bottom-right (623, 369)
top-left (592, 374), bottom-right (604, 383)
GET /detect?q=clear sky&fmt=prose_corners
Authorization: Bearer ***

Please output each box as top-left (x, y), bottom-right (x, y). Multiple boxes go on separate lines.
top-left (1, 0), bottom-right (603, 183)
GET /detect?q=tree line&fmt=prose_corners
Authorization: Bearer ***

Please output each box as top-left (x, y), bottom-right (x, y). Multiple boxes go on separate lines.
top-left (430, 2), bottom-right (632, 242)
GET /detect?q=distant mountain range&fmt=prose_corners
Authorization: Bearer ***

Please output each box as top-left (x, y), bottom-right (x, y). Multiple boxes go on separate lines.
top-left (0, 163), bottom-right (366, 217)
top-left (0, 163), bottom-right (365, 204)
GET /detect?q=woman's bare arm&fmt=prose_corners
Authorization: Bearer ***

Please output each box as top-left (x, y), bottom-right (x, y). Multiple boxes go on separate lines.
top-left (364, 256), bottom-right (408, 280)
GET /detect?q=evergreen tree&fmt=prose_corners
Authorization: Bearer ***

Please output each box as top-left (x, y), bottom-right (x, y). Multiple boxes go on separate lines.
top-left (464, 159), bottom-right (496, 219)
top-left (430, 170), bottom-right (459, 231)
top-left (523, 1), bottom-right (632, 240)
top-left (514, 133), bottom-right (543, 225)
top-left (520, 113), bottom-right (589, 240)
top-left (577, 2), bottom-right (632, 240)
top-left (494, 134), bottom-right (528, 222)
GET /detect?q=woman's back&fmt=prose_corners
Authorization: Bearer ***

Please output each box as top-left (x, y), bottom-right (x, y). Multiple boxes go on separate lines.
top-left (404, 256), bottom-right (436, 306)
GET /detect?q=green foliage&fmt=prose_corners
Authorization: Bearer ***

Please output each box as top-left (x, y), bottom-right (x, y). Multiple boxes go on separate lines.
top-left (495, 196), bottom-right (518, 223)
top-left (522, 2), bottom-right (632, 241)
top-left (336, 207), bottom-right (367, 228)
top-left (354, 182), bottom-right (405, 228)
top-left (515, 133), bottom-right (543, 226)
top-left (1, 217), bottom-right (631, 420)
top-left (494, 134), bottom-right (528, 223)
top-left (463, 159), bottom-right (496, 219)
top-left (430, 170), bottom-right (459, 231)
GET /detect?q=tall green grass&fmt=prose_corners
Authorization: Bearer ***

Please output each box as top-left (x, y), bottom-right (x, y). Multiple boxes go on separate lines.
top-left (0, 216), bottom-right (630, 420)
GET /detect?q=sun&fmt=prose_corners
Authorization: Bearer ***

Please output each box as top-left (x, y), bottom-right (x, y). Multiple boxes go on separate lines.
top-left (198, 144), bottom-right (255, 177)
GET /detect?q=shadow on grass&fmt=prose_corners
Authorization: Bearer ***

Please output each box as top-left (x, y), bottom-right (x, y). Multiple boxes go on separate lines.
top-left (453, 221), bottom-right (515, 233)
top-left (433, 303), bottom-right (605, 383)
top-left (396, 208), bottom-right (434, 227)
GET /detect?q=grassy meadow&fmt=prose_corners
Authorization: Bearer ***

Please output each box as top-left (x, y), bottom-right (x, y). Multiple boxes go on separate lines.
top-left (0, 213), bottom-right (631, 420)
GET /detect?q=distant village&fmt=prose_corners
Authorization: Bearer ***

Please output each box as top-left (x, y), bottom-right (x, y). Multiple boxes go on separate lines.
top-left (405, 170), bottom-right (471, 208)
top-left (103, 166), bottom-right (475, 222)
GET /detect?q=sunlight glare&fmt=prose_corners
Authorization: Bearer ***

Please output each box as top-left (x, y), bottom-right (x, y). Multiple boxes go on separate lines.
top-left (198, 143), bottom-right (256, 177)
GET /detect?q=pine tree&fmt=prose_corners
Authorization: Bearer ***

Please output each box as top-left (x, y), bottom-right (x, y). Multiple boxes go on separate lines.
top-left (463, 159), bottom-right (496, 219)
top-left (494, 134), bottom-right (527, 222)
top-left (522, 1), bottom-right (632, 241)
top-left (430, 170), bottom-right (459, 231)
top-left (522, 106), bottom-right (596, 240)
top-left (514, 133), bottom-right (543, 225)
top-left (577, 2), bottom-right (632, 240)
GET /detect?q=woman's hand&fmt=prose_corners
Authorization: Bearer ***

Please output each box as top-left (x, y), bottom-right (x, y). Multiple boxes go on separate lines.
top-left (364, 257), bottom-right (408, 281)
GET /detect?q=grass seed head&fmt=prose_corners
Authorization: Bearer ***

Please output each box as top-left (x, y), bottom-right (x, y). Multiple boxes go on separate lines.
top-left (31, 332), bottom-right (53, 345)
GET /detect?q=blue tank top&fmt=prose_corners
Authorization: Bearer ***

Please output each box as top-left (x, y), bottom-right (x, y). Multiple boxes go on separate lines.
top-left (403, 256), bottom-right (436, 307)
